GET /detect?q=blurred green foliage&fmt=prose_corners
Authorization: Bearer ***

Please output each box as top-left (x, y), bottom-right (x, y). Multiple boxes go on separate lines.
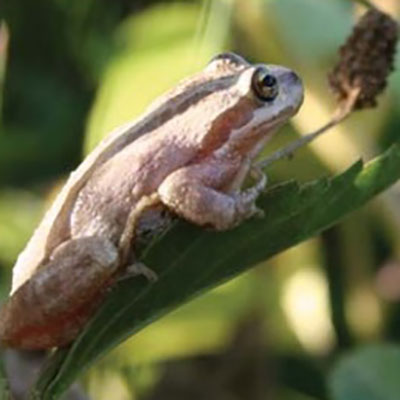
top-left (85, 3), bottom-right (217, 150)
top-left (330, 345), bottom-right (400, 400)
top-left (0, 0), bottom-right (400, 399)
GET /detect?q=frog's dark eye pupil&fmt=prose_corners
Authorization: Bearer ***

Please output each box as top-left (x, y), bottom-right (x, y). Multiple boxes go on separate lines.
top-left (251, 67), bottom-right (279, 102)
top-left (262, 74), bottom-right (277, 87)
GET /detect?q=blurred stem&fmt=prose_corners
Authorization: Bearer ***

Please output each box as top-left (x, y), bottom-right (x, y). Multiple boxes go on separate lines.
top-left (321, 228), bottom-right (354, 349)
top-left (256, 89), bottom-right (359, 170)
top-left (194, 0), bottom-right (234, 61)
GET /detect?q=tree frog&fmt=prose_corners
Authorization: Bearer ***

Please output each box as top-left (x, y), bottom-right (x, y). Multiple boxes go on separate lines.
top-left (0, 53), bottom-right (303, 349)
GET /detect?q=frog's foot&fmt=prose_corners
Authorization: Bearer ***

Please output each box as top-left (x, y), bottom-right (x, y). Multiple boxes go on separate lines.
top-left (231, 165), bottom-right (267, 221)
top-left (119, 262), bottom-right (158, 283)
top-left (158, 164), bottom-right (267, 231)
top-left (232, 188), bottom-right (264, 223)
top-left (234, 198), bottom-right (265, 221)
top-left (248, 165), bottom-right (268, 192)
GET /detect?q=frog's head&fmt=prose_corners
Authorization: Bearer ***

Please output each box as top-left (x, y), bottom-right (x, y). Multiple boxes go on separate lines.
top-left (205, 52), bottom-right (304, 159)
top-left (144, 52), bottom-right (303, 161)
top-left (206, 52), bottom-right (303, 116)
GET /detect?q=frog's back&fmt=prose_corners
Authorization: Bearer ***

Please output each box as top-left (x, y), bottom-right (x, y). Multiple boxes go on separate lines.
top-left (69, 128), bottom-right (198, 242)
top-left (10, 61), bottom-right (243, 293)
top-left (10, 119), bottom-right (148, 293)
top-left (10, 99), bottom-right (194, 292)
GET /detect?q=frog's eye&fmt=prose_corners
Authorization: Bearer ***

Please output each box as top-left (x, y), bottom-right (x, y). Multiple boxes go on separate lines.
top-left (251, 67), bottom-right (279, 102)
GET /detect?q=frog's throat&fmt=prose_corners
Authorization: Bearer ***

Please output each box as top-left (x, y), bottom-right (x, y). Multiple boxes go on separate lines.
top-left (214, 106), bottom-right (294, 162)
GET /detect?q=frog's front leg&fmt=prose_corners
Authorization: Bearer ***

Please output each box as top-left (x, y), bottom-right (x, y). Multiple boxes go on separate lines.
top-left (0, 237), bottom-right (119, 349)
top-left (158, 161), bottom-right (266, 231)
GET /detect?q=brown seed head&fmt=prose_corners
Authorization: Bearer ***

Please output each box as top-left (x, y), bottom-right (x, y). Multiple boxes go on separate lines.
top-left (328, 9), bottom-right (398, 110)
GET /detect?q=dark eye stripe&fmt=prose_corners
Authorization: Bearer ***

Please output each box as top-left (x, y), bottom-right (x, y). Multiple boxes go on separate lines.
top-left (95, 74), bottom-right (241, 166)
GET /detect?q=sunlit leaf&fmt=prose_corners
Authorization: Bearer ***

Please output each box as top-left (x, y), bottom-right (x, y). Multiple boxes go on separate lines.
top-left (32, 144), bottom-right (400, 399)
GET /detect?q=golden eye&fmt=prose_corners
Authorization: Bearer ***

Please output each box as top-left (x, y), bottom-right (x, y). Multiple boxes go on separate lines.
top-left (251, 67), bottom-right (279, 102)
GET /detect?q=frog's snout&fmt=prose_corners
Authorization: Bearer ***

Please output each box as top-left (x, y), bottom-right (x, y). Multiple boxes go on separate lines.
top-left (279, 69), bottom-right (304, 112)
top-left (281, 71), bottom-right (301, 86)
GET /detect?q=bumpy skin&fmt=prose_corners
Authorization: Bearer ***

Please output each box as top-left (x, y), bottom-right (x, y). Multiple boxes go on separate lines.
top-left (0, 53), bottom-right (303, 349)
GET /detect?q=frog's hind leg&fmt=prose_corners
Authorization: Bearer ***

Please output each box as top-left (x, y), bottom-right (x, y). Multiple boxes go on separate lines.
top-left (117, 193), bottom-right (161, 283)
top-left (0, 236), bottom-right (119, 349)
top-left (118, 193), bottom-right (161, 264)
top-left (118, 262), bottom-right (158, 283)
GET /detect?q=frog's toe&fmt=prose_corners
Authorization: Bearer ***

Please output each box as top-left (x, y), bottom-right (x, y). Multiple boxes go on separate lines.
top-left (249, 166), bottom-right (267, 192)
top-left (120, 262), bottom-right (158, 283)
top-left (253, 207), bottom-right (265, 219)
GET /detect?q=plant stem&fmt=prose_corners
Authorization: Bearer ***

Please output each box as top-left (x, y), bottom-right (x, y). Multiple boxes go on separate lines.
top-left (256, 88), bottom-right (359, 170)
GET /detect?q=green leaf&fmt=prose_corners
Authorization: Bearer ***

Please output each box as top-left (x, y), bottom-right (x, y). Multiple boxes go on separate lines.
top-left (32, 144), bottom-right (400, 399)
top-left (330, 344), bottom-right (400, 400)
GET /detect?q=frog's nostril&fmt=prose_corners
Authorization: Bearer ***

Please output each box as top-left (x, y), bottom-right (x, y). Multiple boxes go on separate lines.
top-left (282, 71), bottom-right (300, 85)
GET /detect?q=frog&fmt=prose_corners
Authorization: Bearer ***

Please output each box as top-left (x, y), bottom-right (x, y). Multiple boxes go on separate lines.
top-left (0, 52), bottom-right (303, 349)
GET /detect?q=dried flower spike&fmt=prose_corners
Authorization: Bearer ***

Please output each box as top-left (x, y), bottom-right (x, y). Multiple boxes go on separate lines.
top-left (329, 9), bottom-right (398, 110)
top-left (257, 8), bottom-right (398, 171)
